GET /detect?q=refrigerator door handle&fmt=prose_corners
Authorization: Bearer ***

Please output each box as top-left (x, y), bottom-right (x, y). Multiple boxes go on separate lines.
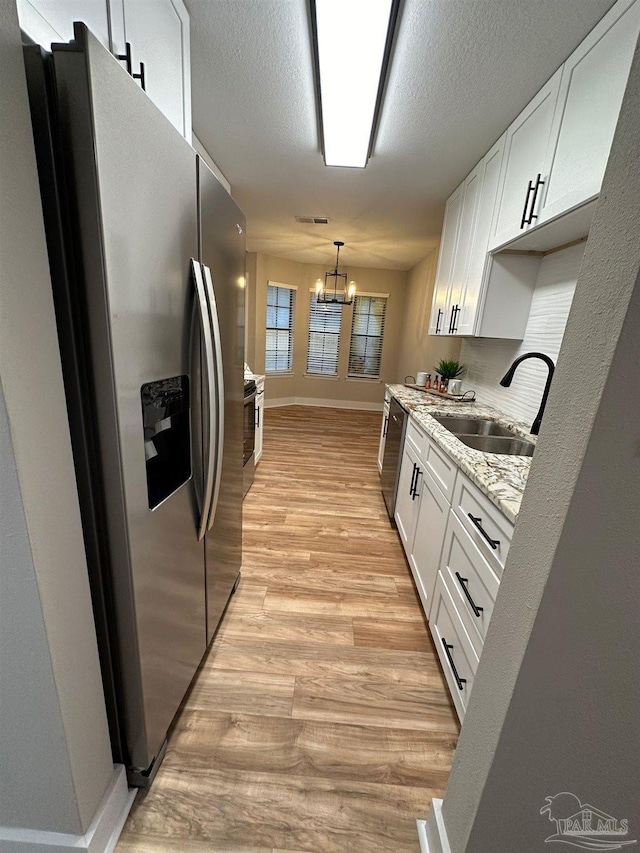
top-left (191, 259), bottom-right (216, 540)
top-left (202, 264), bottom-right (225, 531)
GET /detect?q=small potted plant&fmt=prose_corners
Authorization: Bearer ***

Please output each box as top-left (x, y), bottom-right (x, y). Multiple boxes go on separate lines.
top-left (434, 359), bottom-right (465, 392)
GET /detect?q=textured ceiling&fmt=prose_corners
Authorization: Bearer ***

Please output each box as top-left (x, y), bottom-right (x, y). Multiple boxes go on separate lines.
top-left (186, 0), bottom-right (617, 270)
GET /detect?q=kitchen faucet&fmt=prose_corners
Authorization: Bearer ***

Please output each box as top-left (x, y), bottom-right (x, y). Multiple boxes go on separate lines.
top-left (499, 352), bottom-right (555, 436)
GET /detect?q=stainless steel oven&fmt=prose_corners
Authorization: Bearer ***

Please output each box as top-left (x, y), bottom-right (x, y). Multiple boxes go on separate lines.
top-left (243, 379), bottom-right (256, 497)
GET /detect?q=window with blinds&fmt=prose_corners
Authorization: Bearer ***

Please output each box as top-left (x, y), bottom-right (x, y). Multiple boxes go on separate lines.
top-left (265, 283), bottom-right (295, 373)
top-left (307, 293), bottom-right (342, 376)
top-left (348, 295), bottom-right (388, 379)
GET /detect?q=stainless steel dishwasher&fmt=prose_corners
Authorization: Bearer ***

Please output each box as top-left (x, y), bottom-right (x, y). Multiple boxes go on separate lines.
top-left (381, 397), bottom-right (408, 519)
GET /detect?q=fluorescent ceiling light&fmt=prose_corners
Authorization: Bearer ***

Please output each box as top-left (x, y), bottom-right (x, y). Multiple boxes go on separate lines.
top-left (312, 0), bottom-right (399, 168)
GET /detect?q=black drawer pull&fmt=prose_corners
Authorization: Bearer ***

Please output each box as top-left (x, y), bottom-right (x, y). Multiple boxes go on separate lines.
top-left (467, 513), bottom-right (500, 550)
top-left (383, 415), bottom-right (388, 437)
top-left (455, 572), bottom-right (484, 618)
top-left (441, 637), bottom-right (466, 690)
top-left (411, 466), bottom-right (421, 500)
top-left (435, 308), bottom-right (443, 334)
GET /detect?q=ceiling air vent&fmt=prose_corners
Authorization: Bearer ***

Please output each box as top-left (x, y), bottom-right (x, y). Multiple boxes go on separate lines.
top-left (295, 215), bottom-right (330, 225)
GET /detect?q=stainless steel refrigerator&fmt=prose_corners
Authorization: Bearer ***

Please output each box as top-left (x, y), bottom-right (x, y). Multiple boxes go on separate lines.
top-left (24, 24), bottom-right (245, 785)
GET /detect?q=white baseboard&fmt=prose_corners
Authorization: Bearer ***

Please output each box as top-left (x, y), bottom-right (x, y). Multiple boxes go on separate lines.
top-left (0, 765), bottom-right (136, 853)
top-left (417, 799), bottom-right (452, 853)
top-left (265, 396), bottom-right (383, 412)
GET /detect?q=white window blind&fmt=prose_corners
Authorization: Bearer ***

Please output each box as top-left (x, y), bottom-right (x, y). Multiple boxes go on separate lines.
top-left (307, 292), bottom-right (342, 376)
top-left (265, 283), bottom-right (295, 373)
top-left (348, 294), bottom-right (388, 379)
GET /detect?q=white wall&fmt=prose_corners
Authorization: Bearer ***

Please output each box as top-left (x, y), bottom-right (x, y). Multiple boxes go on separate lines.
top-left (460, 242), bottom-right (585, 425)
top-left (0, 0), bottom-right (114, 835)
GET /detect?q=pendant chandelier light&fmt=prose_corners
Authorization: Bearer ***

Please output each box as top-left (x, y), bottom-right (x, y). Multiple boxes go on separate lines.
top-left (315, 241), bottom-right (356, 305)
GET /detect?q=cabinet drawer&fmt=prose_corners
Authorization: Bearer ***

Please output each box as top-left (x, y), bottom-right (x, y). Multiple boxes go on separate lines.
top-left (405, 418), bottom-right (427, 457)
top-left (439, 512), bottom-right (500, 658)
top-left (452, 471), bottom-right (514, 578)
top-left (430, 571), bottom-right (479, 721)
top-left (406, 418), bottom-right (457, 499)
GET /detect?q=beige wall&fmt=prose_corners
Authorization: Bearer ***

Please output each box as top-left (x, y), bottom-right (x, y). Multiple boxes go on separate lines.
top-left (247, 252), bottom-right (409, 408)
top-left (395, 247), bottom-right (462, 381)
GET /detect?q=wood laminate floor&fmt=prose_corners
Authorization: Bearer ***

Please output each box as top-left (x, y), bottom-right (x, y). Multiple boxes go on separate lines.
top-left (117, 406), bottom-right (459, 853)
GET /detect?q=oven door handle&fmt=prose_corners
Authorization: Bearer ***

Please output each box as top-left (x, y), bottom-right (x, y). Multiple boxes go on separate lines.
top-left (202, 264), bottom-right (225, 532)
top-left (191, 260), bottom-right (215, 541)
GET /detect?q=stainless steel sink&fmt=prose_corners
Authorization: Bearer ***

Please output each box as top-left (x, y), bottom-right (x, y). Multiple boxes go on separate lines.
top-left (433, 416), bottom-right (515, 438)
top-left (455, 434), bottom-right (535, 456)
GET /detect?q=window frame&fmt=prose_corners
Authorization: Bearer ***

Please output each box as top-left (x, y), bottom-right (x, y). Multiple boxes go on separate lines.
top-left (265, 281), bottom-right (297, 375)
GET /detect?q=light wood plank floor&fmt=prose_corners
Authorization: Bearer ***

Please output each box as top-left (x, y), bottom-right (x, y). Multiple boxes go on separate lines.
top-left (117, 406), bottom-right (459, 853)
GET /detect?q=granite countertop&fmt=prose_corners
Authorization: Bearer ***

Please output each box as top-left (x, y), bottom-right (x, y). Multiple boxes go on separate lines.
top-left (386, 383), bottom-right (535, 524)
top-left (246, 372), bottom-right (265, 386)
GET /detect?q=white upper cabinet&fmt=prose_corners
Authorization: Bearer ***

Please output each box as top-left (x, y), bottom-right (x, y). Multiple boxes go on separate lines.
top-left (428, 181), bottom-right (464, 336)
top-left (110, 0), bottom-right (191, 141)
top-left (488, 68), bottom-right (562, 250)
top-left (17, 0), bottom-right (110, 49)
top-left (17, 0), bottom-right (192, 142)
top-left (445, 160), bottom-right (484, 335)
top-left (454, 135), bottom-right (505, 336)
top-left (537, 0), bottom-right (640, 225)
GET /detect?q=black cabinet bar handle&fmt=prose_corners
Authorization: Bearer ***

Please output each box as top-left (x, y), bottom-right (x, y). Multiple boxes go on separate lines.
top-left (528, 173), bottom-right (544, 224)
top-left (451, 304), bottom-right (460, 334)
top-left (412, 466), bottom-right (422, 500)
top-left (467, 512), bottom-right (500, 550)
top-left (455, 572), bottom-right (484, 617)
top-left (133, 60), bottom-right (146, 92)
top-left (520, 179), bottom-right (535, 229)
top-left (441, 637), bottom-right (467, 690)
top-left (116, 42), bottom-right (133, 75)
top-left (383, 415), bottom-right (388, 437)
top-left (435, 308), bottom-right (443, 334)
top-left (255, 406), bottom-right (260, 428)
top-left (409, 462), bottom-right (418, 496)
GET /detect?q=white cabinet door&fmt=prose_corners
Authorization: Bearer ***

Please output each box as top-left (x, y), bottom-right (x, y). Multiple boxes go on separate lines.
top-left (539, 0), bottom-right (640, 225)
top-left (17, 0), bottom-right (110, 49)
top-left (489, 68), bottom-right (562, 250)
top-left (447, 161), bottom-right (484, 336)
top-left (455, 134), bottom-right (505, 337)
top-left (428, 181), bottom-right (464, 336)
top-left (394, 445), bottom-right (421, 555)
top-left (112, 0), bottom-right (191, 140)
top-left (378, 403), bottom-right (390, 474)
top-left (409, 468), bottom-right (450, 616)
top-left (254, 385), bottom-right (264, 464)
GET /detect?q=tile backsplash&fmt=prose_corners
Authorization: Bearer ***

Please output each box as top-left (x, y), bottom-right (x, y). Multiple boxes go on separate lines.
top-left (460, 242), bottom-right (585, 426)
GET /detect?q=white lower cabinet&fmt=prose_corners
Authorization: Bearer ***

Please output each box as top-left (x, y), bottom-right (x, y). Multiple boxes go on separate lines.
top-left (395, 444), bottom-right (422, 553)
top-left (395, 413), bottom-right (516, 723)
top-left (430, 571), bottom-right (479, 720)
top-left (438, 513), bottom-right (500, 658)
top-left (409, 467), bottom-right (450, 616)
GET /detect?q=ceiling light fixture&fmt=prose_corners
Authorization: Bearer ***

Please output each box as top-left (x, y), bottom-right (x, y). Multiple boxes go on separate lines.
top-left (310, 0), bottom-right (401, 168)
top-left (315, 241), bottom-right (356, 305)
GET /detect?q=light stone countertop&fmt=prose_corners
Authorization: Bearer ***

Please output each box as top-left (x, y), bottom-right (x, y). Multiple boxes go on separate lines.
top-left (386, 383), bottom-right (535, 524)
top-left (246, 372), bottom-right (265, 387)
